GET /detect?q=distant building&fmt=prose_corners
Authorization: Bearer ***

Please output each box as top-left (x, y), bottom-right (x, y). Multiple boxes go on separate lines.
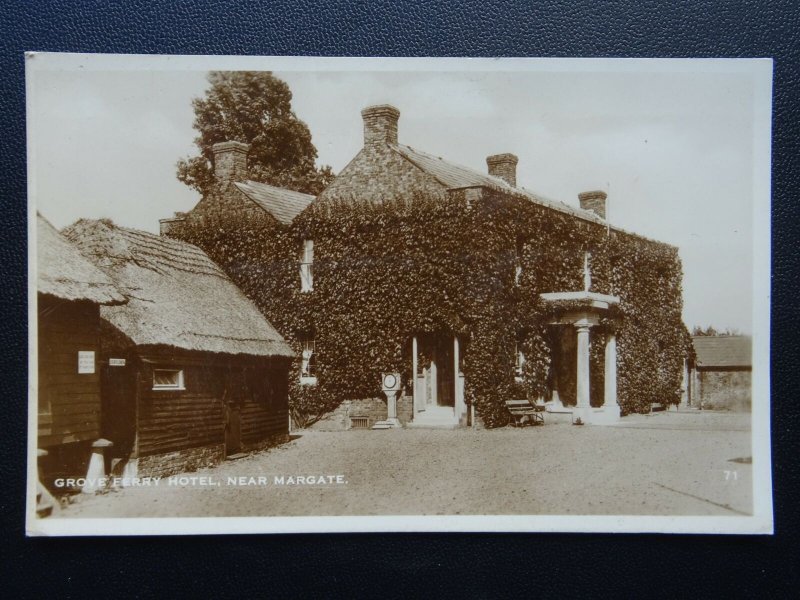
top-left (688, 336), bottom-right (752, 411)
top-left (36, 213), bottom-right (126, 494)
top-left (63, 219), bottom-right (294, 479)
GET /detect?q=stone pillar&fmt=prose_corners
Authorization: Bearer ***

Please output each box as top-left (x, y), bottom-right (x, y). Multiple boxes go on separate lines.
top-left (386, 390), bottom-right (398, 424)
top-left (604, 332), bottom-right (621, 422)
top-left (575, 322), bottom-right (591, 411)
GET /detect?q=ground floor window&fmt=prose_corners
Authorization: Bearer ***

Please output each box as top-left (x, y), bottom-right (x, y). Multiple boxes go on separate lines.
top-left (300, 338), bottom-right (317, 385)
top-left (153, 368), bottom-right (185, 390)
top-left (514, 342), bottom-right (526, 382)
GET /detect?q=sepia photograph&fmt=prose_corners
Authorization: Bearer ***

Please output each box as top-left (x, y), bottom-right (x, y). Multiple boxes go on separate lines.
top-left (25, 54), bottom-right (772, 535)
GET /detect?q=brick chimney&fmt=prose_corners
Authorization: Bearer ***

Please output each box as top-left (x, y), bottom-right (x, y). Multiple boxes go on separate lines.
top-left (486, 153), bottom-right (518, 187)
top-left (159, 212), bottom-right (186, 237)
top-left (578, 190), bottom-right (607, 219)
top-left (212, 141), bottom-right (250, 182)
top-left (361, 105), bottom-right (400, 146)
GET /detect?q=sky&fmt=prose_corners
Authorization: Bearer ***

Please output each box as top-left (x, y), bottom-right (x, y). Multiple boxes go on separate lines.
top-left (27, 56), bottom-right (769, 334)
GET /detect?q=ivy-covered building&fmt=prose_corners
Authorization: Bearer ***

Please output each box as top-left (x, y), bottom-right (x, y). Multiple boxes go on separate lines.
top-left (165, 104), bottom-right (689, 429)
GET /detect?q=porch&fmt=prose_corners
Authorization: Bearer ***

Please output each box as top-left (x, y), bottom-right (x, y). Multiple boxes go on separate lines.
top-left (407, 333), bottom-right (467, 429)
top-left (540, 290), bottom-right (621, 425)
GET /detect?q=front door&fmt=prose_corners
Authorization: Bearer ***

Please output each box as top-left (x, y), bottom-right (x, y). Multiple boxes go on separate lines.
top-left (435, 339), bottom-right (454, 408)
top-left (415, 335), bottom-right (455, 411)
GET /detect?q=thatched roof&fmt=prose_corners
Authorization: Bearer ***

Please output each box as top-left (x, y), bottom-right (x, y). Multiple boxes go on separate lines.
top-left (63, 219), bottom-right (294, 358)
top-left (37, 213), bottom-right (126, 305)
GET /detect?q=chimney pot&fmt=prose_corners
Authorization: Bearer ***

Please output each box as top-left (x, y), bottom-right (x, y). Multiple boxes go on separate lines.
top-left (361, 105), bottom-right (400, 146)
top-left (578, 190), bottom-right (607, 219)
top-left (486, 153), bottom-right (519, 187)
top-left (212, 141), bottom-right (250, 182)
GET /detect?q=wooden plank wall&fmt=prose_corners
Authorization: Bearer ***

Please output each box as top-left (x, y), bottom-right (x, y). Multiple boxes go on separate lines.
top-left (37, 296), bottom-right (102, 447)
top-left (136, 359), bottom-right (289, 457)
top-left (240, 365), bottom-right (289, 444)
top-left (137, 388), bottom-right (225, 457)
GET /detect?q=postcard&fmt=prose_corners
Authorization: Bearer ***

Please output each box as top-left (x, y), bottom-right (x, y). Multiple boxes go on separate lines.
top-left (26, 54), bottom-right (772, 535)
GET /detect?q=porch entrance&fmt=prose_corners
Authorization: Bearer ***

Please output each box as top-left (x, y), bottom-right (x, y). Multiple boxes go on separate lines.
top-left (410, 333), bottom-right (466, 427)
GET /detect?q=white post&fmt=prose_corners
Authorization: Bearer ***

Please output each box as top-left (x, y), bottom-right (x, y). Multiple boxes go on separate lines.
top-left (82, 438), bottom-right (113, 494)
top-left (575, 322), bottom-right (591, 419)
top-left (454, 335), bottom-right (464, 424)
top-left (604, 332), bottom-right (617, 407)
top-left (604, 332), bottom-right (620, 422)
top-left (412, 336), bottom-right (418, 414)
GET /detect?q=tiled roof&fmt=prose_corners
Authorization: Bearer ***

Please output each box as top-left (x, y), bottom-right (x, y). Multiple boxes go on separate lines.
top-left (392, 144), bottom-right (606, 224)
top-left (692, 336), bottom-right (752, 368)
top-left (234, 180), bottom-right (315, 225)
top-left (63, 219), bottom-right (294, 358)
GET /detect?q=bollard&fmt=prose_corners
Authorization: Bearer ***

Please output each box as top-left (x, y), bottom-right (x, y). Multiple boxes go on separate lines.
top-left (82, 438), bottom-right (113, 494)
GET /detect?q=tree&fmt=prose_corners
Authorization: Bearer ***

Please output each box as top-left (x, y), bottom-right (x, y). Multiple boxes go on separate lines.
top-left (177, 71), bottom-right (334, 196)
top-left (691, 325), bottom-right (741, 336)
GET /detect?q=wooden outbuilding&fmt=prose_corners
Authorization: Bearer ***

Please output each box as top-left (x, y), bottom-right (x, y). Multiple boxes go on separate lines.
top-left (36, 213), bottom-right (127, 487)
top-left (64, 219), bottom-right (294, 479)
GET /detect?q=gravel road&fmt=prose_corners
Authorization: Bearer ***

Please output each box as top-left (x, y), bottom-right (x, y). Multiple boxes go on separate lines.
top-left (58, 410), bottom-right (752, 518)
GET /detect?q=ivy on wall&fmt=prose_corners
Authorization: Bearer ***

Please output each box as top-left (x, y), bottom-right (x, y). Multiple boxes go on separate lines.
top-left (175, 186), bottom-right (690, 428)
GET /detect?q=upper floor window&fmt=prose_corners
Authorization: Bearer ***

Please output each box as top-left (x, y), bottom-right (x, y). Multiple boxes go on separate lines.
top-left (299, 338), bottom-right (317, 385)
top-left (583, 251), bottom-right (592, 292)
top-left (300, 239), bottom-right (314, 292)
top-left (515, 236), bottom-right (525, 286)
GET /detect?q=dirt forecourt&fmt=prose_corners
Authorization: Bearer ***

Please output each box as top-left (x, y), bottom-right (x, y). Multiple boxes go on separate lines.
top-left (55, 410), bottom-right (752, 519)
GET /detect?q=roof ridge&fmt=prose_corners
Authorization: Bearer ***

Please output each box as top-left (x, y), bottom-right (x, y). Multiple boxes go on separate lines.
top-left (237, 179), bottom-right (316, 199)
top-left (234, 180), bottom-right (316, 225)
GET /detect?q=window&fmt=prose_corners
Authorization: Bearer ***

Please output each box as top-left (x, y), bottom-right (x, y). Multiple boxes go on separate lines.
top-left (514, 342), bottom-right (526, 381)
top-left (583, 251), bottom-right (592, 292)
top-left (153, 368), bottom-right (185, 390)
top-left (515, 236), bottom-right (525, 285)
top-left (299, 338), bottom-right (317, 385)
top-left (300, 239), bottom-right (314, 292)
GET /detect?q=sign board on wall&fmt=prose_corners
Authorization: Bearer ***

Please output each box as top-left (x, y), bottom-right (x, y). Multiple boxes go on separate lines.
top-left (77, 351), bottom-right (95, 374)
top-left (109, 358), bottom-right (126, 367)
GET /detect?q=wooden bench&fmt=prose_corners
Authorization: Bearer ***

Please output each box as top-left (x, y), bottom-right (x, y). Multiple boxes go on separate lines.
top-left (505, 399), bottom-right (545, 427)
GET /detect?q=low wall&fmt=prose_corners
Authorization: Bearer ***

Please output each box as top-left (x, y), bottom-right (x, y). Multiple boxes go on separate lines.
top-left (308, 396), bottom-right (413, 430)
top-left (698, 370), bottom-right (752, 411)
top-left (135, 444), bottom-right (225, 478)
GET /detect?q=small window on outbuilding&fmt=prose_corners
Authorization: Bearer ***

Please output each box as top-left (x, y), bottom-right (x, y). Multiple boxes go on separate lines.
top-left (300, 239), bottom-right (314, 292)
top-left (299, 337), bottom-right (317, 385)
top-left (153, 368), bottom-right (185, 390)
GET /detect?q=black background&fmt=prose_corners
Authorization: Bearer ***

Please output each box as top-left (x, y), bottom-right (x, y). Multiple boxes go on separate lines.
top-left (1, 1), bottom-right (798, 597)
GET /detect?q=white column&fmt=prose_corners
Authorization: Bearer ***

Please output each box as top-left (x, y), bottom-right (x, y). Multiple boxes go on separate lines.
top-left (604, 332), bottom-right (618, 407)
top-left (412, 336), bottom-right (418, 414)
top-left (454, 335), bottom-right (465, 424)
top-left (575, 323), bottom-right (591, 409)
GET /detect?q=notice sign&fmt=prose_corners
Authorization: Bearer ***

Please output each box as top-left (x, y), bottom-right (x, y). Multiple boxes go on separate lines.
top-left (109, 358), bottom-right (126, 367)
top-left (78, 351), bottom-right (95, 374)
